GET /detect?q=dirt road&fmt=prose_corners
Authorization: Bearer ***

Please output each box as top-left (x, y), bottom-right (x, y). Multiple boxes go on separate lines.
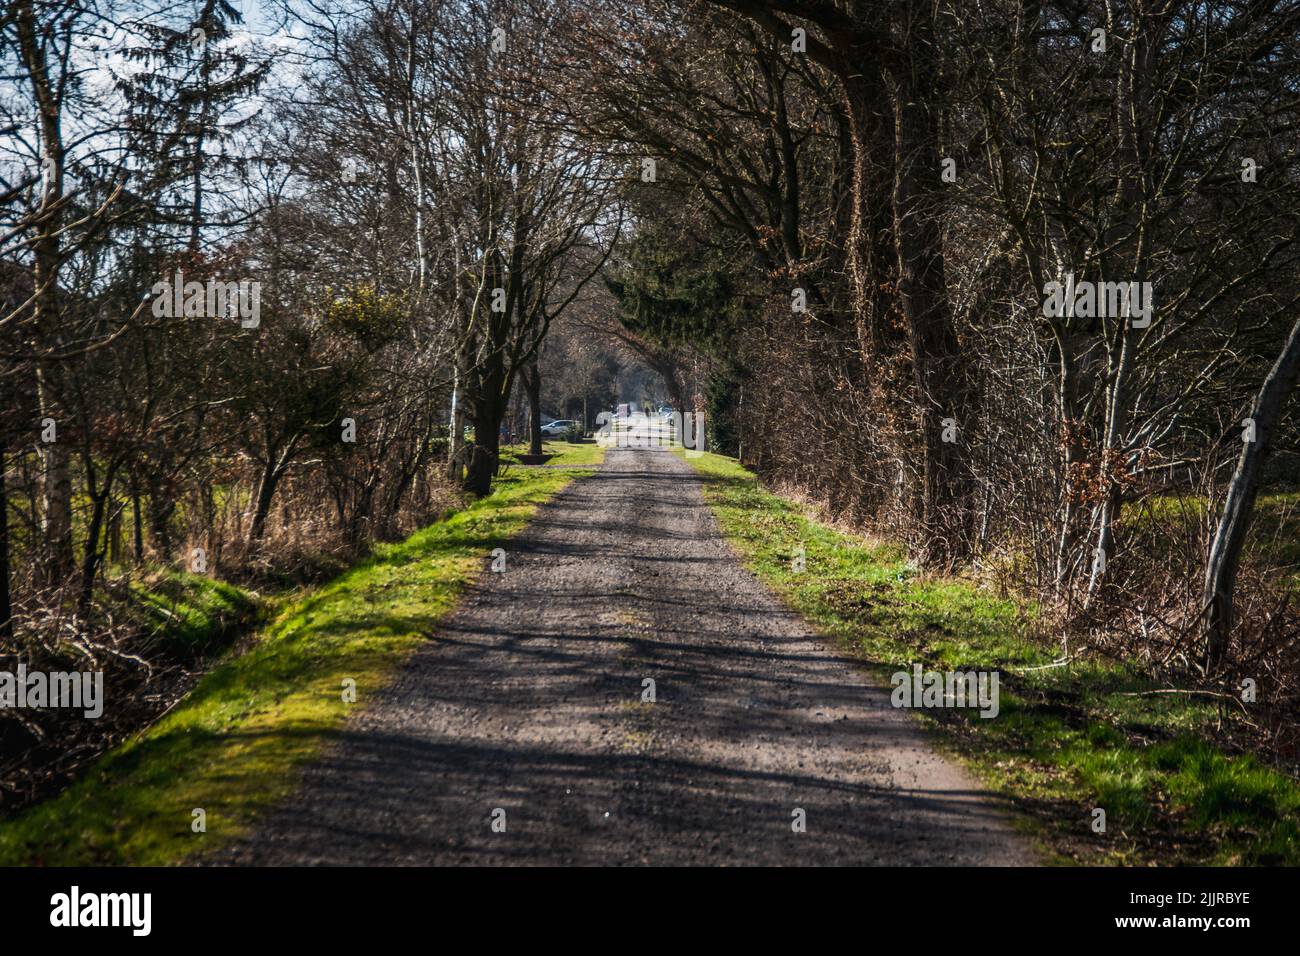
top-left (215, 448), bottom-right (1033, 865)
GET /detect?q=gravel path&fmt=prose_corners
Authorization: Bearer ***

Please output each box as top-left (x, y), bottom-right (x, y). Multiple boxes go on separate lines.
top-left (213, 447), bottom-right (1033, 865)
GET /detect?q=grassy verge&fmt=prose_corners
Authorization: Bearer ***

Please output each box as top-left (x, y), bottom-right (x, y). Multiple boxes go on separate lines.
top-left (0, 447), bottom-right (602, 865)
top-left (124, 568), bottom-right (263, 655)
top-left (681, 450), bottom-right (1300, 865)
top-left (499, 439), bottom-right (606, 468)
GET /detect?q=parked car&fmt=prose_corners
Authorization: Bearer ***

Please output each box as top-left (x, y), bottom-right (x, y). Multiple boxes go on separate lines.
top-left (539, 419), bottom-right (578, 437)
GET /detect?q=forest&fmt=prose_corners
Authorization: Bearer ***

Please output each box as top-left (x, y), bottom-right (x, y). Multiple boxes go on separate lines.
top-left (2, 0), bottom-right (1300, 867)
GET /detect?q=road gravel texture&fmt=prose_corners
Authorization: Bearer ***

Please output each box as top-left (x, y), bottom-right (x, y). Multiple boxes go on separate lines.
top-left (214, 447), bottom-right (1033, 865)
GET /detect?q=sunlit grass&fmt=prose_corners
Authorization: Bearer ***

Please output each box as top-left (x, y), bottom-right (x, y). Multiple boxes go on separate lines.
top-left (499, 439), bottom-right (606, 469)
top-left (0, 463), bottom-right (595, 866)
top-left (123, 568), bottom-right (262, 654)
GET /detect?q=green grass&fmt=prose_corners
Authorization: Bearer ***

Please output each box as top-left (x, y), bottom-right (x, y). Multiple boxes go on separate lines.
top-left (1129, 490), bottom-right (1300, 592)
top-left (681, 450), bottom-right (1300, 865)
top-left (0, 452), bottom-right (602, 865)
top-left (499, 439), bottom-right (606, 468)
top-left (536, 440), bottom-right (607, 468)
top-left (124, 568), bottom-right (262, 654)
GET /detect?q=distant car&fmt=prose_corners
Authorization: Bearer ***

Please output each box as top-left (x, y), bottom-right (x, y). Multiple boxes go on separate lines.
top-left (539, 419), bottom-right (578, 437)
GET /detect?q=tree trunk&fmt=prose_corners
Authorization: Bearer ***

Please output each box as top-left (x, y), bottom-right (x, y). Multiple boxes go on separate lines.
top-left (36, 380), bottom-right (74, 581)
top-left (131, 481), bottom-right (145, 564)
top-left (108, 507), bottom-right (121, 566)
top-left (888, 52), bottom-right (970, 565)
top-left (1087, 334), bottom-right (1136, 599)
top-left (1053, 342), bottom-right (1083, 593)
top-left (249, 458), bottom-right (283, 544)
top-left (19, 0), bottom-right (75, 582)
top-left (0, 438), bottom-right (13, 643)
top-left (460, 278), bottom-right (511, 496)
top-left (523, 360), bottom-right (543, 455)
top-left (463, 414), bottom-right (501, 497)
top-left (839, 68), bottom-right (894, 363)
top-left (1087, 19), bottom-right (1153, 600)
top-left (147, 478), bottom-right (176, 558)
top-left (1204, 313), bottom-right (1300, 668)
top-left (78, 481), bottom-right (113, 615)
top-left (446, 357), bottom-right (466, 483)
top-left (461, 341), bottom-right (511, 497)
